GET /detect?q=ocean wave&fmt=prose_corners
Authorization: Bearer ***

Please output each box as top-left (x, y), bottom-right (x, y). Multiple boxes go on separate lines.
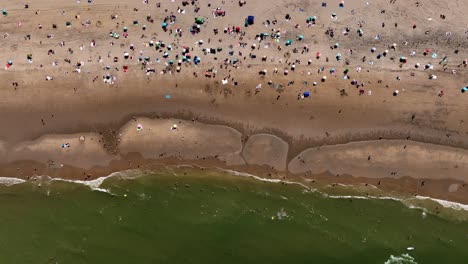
top-left (38, 170), bottom-right (143, 194)
top-left (215, 167), bottom-right (312, 189)
top-left (0, 177), bottom-right (27, 186)
top-left (414, 196), bottom-right (468, 211)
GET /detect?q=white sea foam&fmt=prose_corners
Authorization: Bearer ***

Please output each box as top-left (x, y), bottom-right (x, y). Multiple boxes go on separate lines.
top-left (48, 170), bottom-right (143, 194)
top-left (384, 253), bottom-right (417, 264)
top-left (216, 167), bottom-right (311, 190)
top-left (52, 176), bottom-right (114, 194)
top-left (0, 177), bottom-right (26, 186)
top-left (327, 194), bottom-right (404, 203)
top-left (414, 195), bottom-right (468, 211)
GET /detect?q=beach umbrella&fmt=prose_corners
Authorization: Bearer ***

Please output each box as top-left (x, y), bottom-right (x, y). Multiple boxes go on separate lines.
top-left (298, 35), bottom-right (304, 41)
top-left (123, 27), bottom-right (128, 32)
top-left (303, 91), bottom-right (310, 98)
top-left (2, 9), bottom-right (7, 16)
top-left (195, 17), bottom-right (204, 24)
top-left (461, 87), bottom-right (468, 93)
top-left (66, 21), bottom-right (72, 27)
top-left (285, 39), bottom-right (292, 46)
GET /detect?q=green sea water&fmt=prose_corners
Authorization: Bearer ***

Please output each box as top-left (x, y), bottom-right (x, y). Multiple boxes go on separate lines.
top-left (0, 168), bottom-right (467, 264)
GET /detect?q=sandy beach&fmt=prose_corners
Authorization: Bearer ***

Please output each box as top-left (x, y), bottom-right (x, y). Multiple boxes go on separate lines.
top-left (1, 0), bottom-right (468, 203)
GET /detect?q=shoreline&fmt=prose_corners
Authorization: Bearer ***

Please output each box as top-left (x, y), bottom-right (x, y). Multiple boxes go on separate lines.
top-left (0, 116), bottom-right (467, 207)
top-left (3, 165), bottom-right (468, 222)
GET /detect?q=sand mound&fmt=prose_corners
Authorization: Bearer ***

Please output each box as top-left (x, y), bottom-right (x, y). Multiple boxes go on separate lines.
top-left (242, 134), bottom-right (289, 171)
top-left (8, 133), bottom-right (117, 169)
top-left (289, 140), bottom-right (468, 183)
top-left (119, 118), bottom-right (245, 165)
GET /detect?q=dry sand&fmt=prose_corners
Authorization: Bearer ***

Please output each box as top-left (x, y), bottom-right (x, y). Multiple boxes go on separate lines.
top-left (0, 0), bottom-right (468, 203)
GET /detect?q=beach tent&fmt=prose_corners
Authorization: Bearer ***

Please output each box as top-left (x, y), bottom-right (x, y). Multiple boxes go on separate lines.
top-left (195, 17), bottom-right (204, 24)
top-left (303, 91), bottom-right (310, 98)
top-left (462, 87), bottom-right (468, 93)
top-left (247, 16), bottom-right (254, 25)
